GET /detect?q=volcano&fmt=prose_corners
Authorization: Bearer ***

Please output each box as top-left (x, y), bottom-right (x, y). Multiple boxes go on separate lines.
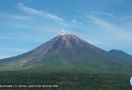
top-left (0, 33), bottom-right (132, 72)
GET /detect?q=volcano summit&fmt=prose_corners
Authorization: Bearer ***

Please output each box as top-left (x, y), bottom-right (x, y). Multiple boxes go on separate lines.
top-left (0, 33), bottom-right (132, 72)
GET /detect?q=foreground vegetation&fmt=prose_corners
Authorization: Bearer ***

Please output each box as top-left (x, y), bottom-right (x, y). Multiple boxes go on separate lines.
top-left (0, 70), bottom-right (131, 90)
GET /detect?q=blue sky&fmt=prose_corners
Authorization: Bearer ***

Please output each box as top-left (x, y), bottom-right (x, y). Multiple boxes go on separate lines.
top-left (0, 0), bottom-right (132, 59)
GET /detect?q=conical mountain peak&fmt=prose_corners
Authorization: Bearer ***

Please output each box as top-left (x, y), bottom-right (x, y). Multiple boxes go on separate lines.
top-left (1, 32), bottom-right (132, 72)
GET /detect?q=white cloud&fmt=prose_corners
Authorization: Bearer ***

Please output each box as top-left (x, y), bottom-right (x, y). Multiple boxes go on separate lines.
top-left (90, 11), bottom-right (116, 18)
top-left (0, 12), bottom-right (30, 20)
top-left (87, 15), bottom-right (114, 29)
top-left (16, 3), bottom-right (64, 22)
top-left (94, 11), bottom-right (132, 22)
top-left (0, 47), bottom-right (28, 52)
top-left (87, 15), bottom-right (132, 44)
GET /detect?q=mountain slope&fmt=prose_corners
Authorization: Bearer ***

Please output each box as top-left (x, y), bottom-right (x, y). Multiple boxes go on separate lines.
top-left (0, 33), bottom-right (132, 72)
top-left (108, 50), bottom-right (132, 59)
